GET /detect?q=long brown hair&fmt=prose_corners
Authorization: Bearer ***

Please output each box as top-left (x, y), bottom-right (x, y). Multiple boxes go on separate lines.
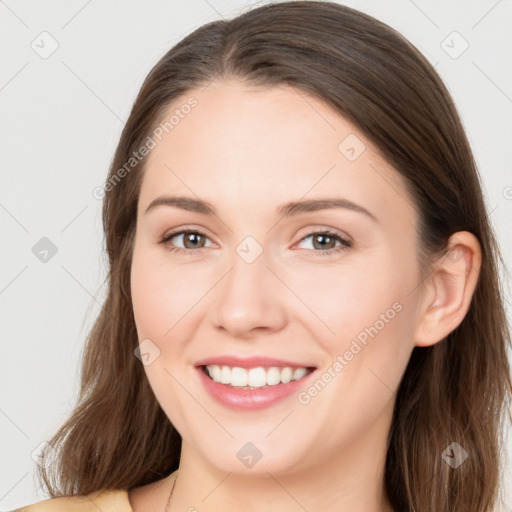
top-left (38, 2), bottom-right (511, 510)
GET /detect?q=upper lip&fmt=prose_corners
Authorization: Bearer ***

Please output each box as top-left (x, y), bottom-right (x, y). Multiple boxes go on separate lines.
top-left (194, 355), bottom-right (317, 369)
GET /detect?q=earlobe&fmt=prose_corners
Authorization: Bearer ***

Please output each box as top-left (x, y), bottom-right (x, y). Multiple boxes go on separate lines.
top-left (413, 231), bottom-right (482, 347)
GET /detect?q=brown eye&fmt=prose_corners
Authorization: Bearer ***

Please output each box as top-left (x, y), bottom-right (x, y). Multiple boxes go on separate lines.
top-left (160, 229), bottom-right (214, 254)
top-left (311, 233), bottom-right (338, 250)
top-left (297, 230), bottom-right (352, 256)
top-left (180, 231), bottom-right (206, 249)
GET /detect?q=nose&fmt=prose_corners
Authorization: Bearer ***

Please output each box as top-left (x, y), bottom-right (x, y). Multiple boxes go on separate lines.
top-left (210, 247), bottom-right (288, 338)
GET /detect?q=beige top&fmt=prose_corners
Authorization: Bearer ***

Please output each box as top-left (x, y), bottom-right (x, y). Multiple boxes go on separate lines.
top-left (12, 489), bottom-right (133, 512)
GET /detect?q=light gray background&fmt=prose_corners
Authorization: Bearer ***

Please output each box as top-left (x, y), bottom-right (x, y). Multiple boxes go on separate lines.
top-left (1, 0), bottom-right (511, 509)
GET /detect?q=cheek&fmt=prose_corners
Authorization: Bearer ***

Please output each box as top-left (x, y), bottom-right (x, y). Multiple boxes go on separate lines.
top-left (131, 256), bottom-right (163, 340)
top-left (130, 247), bottom-right (214, 345)
top-left (130, 243), bottom-right (177, 344)
top-left (293, 247), bottom-right (417, 374)
top-left (286, 256), bottom-right (406, 338)
top-left (334, 262), bottom-right (418, 399)
top-left (291, 263), bottom-right (416, 433)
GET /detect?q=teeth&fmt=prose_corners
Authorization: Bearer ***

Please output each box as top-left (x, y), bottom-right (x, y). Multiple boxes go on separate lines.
top-left (220, 365), bottom-right (231, 384)
top-left (248, 367), bottom-right (267, 387)
top-left (267, 367), bottom-right (281, 385)
top-left (205, 365), bottom-right (311, 388)
top-left (281, 367), bottom-right (293, 384)
top-left (231, 367), bottom-right (248, 387)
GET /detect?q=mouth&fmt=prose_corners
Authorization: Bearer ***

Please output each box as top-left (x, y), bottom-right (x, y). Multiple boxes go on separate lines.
top-left (198, 364), bottom-right (316, 390)
top-left (194, 357), bottom-right (318, 410)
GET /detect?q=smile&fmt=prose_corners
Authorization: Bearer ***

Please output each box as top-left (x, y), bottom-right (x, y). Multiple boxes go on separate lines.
top-left (202, 365), bottom-right (313, 389)
top-left (195, 360), bottom-right (317, 410)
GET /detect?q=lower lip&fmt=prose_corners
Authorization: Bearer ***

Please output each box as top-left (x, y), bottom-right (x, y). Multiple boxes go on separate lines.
top-left (196, 366), bottom-right (316, 411)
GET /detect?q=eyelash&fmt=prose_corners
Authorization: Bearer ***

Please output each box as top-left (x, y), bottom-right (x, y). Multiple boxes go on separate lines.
top-left (159, 229), bottom-right (352, 257)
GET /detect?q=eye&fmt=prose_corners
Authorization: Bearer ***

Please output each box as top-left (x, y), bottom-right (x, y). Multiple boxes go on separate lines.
top-left (159, 228), bottom-right (352, 257)
top-left (159, 229), bottom-right (215, 255)
top-left (296, 230), bottom-right (352, 256)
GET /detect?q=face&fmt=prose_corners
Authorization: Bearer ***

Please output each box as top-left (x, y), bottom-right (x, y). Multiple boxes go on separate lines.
top-left (130, 79), bottom-right (424, 478)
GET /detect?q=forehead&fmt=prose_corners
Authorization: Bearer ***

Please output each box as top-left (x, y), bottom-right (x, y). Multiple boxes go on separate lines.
top-left (138, 79), bottom-right (416, 227)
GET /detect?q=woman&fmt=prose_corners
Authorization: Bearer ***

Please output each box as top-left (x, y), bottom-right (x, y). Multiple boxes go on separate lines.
top-left (14, 1), bottom-right (511, 511)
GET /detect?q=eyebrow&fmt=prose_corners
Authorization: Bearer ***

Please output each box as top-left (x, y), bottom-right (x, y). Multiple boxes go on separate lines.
top-left (144, 195), bottom-right (378, 223)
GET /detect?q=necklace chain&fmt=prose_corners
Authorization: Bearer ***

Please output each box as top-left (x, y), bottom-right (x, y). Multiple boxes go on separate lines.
top-left (164, 471), bottom-right (178, 512)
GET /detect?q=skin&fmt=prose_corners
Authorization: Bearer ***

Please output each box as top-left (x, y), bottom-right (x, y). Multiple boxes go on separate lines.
top-left (128, 79), bottom-right (481, 511)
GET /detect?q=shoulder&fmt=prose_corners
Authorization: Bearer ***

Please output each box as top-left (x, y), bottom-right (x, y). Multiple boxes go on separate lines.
top-left (11, 489), bottom-right (132, 512)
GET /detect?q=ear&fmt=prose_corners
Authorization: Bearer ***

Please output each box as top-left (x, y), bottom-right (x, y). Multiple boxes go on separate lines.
top-left (413, 231), bottom-right (482, 347)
